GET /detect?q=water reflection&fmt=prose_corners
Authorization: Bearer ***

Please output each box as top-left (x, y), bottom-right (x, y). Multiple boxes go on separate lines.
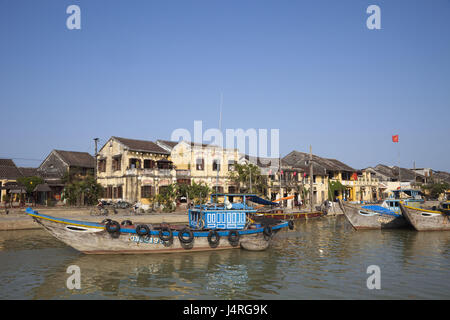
top-left (0, 217), bottom-right (449, 299)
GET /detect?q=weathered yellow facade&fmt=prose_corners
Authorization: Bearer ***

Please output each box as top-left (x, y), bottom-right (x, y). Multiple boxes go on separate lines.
top-left (164, 141), bottom-right (240, 193)
top-left (96, 137), bottom-right (176, 203)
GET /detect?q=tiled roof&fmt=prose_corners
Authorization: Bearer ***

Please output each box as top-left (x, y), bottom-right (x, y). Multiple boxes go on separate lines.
top-left (0, 159), bottom-right (23, 180)
top-left (282, 151), bottom-right (355, 175)
top-left (368, 164), bottom-right (426, 182)
top-left (54, 150), bottom-right (95, 168)
top-left (114, 137), bottom-right (169, 154)
top-left (18, 167), bottom-right (39, 177)
top-left (157, 139), bottom-right (210, 150)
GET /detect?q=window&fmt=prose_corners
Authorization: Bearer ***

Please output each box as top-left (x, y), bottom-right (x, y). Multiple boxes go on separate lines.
top-left (112, 186), bottom-right (122, 199)
top-left (213, 160), bottom-right (220, 171)
top-left (98, 159), bottom-right (106, 172)
top-left (157, 160), bottom-right (172, 169)
top-left (112, 156), bottom-right (121, 171)
top-left (144, 159), bottom-right (155, 169)
top-left (141, 186), bottom-right (153, 198)
top-left (129, 158), bottom-right (140, 169)
top-left (196, 158), bottom-right (204, 171)
top-left (106, 186), bottom-right (113, 198)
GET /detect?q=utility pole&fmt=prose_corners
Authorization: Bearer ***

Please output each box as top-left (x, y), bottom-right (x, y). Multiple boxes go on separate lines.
top-left (94, 138), bottom-right (99, 180)
top-left (309, 145), bottom-right (313, 212)
top-left (216, 92), bottom-right (223, 195)
top-left (249, 166), bottom-right (252, 193)
top-left (279, 157), bottom-right (283, 208)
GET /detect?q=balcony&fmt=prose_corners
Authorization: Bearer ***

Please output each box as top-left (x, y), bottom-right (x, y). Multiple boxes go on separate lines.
top-left (125, 167), bottom-right (175, 177)
top-left (176, 170), bottom-right (191, 178)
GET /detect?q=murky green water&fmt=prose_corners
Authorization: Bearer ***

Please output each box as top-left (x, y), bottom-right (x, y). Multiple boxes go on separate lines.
top-left (0, 216), bottom-right (449, 299)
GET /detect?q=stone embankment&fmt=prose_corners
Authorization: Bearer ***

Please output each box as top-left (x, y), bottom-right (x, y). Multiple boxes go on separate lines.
top-left (0, 207), bottom-right (189, 231)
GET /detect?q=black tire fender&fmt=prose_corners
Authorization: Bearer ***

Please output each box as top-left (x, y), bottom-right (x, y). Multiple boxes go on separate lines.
top-left (207, 230), bottom-right (220, 246)
top-left (288, 220), bottom-right (294, 230)
top-left (228, 230), bottom-right (240, 244)
top-left (136, 224), bottom-right (150, 237)
top-left (263, 225), bottom-right (273, 237)
top-left (178, 227), bottom-right (194, 244)
top-left (105, 220), bottom-right (120, 234)
top-left (159, 226), bottom-right (173, 242)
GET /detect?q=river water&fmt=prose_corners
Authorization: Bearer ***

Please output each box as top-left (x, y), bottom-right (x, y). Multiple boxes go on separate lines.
top-left (0, 216), bottom-right (448, 299)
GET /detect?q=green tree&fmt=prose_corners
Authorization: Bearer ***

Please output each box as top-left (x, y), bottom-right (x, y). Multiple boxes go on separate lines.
top-left (16, 176), bottom-right (44, 202)
top-left (420, 182), bottom-right (450, 200)
top-left (62, 174), bottom-right (103, 206)
top-left (228, 163), bottom-right (267, 195)
top-left (156, 184), bottom-right (178, 212)
top-left (188, 181), bottom-right (211, 205)
top-left (328, 180), bottom-right (347, 201)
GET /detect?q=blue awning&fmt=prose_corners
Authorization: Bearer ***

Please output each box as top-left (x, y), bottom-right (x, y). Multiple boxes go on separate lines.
top-left (248, 195), bottom-right (278, 206)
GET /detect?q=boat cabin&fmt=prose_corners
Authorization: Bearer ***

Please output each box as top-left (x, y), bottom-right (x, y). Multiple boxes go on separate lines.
top-left (188, 193), bottom-right (262, 230)
top-left (391, 189), bottom-right (423, 200)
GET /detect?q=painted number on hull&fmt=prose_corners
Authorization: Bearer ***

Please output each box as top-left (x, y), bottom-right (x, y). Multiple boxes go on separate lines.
top-left (129, 235), bottom-right (162, 244)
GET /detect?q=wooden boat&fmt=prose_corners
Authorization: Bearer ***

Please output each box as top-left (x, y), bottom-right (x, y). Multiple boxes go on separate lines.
top-left (252, 208), bottom-right (324, 220)
top-left (341, 201), bottom-right (408, 230)
top-left (245, 194), bottom-right (324, 220)
top-left (25, 194), bottom-right (293, 254)
top-left (399, 203), bottom-right (450, 231)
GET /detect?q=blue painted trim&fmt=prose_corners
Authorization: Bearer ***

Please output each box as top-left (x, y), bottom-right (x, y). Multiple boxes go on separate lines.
top-left (26, 207), bottom-right (105, 228)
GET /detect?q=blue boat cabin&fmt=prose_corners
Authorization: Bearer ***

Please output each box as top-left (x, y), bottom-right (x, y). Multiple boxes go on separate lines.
top-left (188, 194), bottom-right (258, 230)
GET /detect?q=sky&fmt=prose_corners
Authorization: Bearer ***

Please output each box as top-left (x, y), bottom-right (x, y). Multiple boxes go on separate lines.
top-left (0, 0), bottom-right (449, 171)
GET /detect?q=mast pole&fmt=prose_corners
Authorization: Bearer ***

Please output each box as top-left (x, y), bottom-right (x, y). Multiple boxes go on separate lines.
top-left (310, 145), bottom-right (313, 213)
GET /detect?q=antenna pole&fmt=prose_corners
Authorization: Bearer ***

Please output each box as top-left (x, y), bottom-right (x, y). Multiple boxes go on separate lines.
top-left (94, 138), bottom-right (99, 180)
top-left (216, 92), bottom-right (223, 194)
top-left (310, 145), bottom-right (313, 212)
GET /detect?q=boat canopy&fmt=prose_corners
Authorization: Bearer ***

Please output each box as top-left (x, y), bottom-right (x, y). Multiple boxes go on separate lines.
top-left (210, 193), bottom-right (277, 206)
top-left (247, 195), bottom-right (278, 206)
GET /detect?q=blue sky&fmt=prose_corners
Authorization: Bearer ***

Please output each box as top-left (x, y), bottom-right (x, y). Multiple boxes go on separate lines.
top-left (1, 0), bottom-right (449, 171)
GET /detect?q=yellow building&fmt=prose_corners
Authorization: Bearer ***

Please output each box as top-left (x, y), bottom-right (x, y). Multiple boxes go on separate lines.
top-left (282, 150), bottom-right (381, 204)
top-left (157, 140), bottom-right (240, 193)
top-left (97, 137), bottom-right (176, 203)
top-left (0, 159), bottom-right (24, 204)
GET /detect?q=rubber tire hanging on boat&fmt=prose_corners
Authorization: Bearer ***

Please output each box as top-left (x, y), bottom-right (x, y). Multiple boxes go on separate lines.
top-left (159, 226), bottom-right (173, 242)
top-left (288, 220), bottom-right (294, 230)
top-left (136, 224), bottom-right (150, 237)
top-left (263, 225), bottom-right (273, 237)
top-left (228, 230), bottom-right (240, 245)
top-left (207, 230), bottom-right (220, 247)
top-left (178, 227), bottom-right (194, 244)
top-left (105, 220), bottom-right (121, 234)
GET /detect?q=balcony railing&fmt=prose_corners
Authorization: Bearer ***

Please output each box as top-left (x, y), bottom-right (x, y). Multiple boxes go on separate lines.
top-left (125, 167), bottom-right (174, 177)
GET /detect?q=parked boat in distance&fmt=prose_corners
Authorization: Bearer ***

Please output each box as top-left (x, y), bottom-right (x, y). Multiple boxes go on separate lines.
top-left (245, 194), bottom-right (325, 220)
top-left (400, 202), bottom-right (450, 231)
top-left (341, 201), bottom-right (408, 230)
top-left (26, 193), bottom-right (293, 254)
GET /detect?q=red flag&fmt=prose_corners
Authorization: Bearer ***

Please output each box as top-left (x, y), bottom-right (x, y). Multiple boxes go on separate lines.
top-left (351, 172), bottom-right (358, 180)
top-left (392, 135), bottom-right (399, 143)
top-left (293, 171), bottom-right (297, 176)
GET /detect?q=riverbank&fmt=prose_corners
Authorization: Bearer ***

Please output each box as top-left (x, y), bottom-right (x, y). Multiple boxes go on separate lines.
top-left (0, 207), bottom-right (189, 231)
